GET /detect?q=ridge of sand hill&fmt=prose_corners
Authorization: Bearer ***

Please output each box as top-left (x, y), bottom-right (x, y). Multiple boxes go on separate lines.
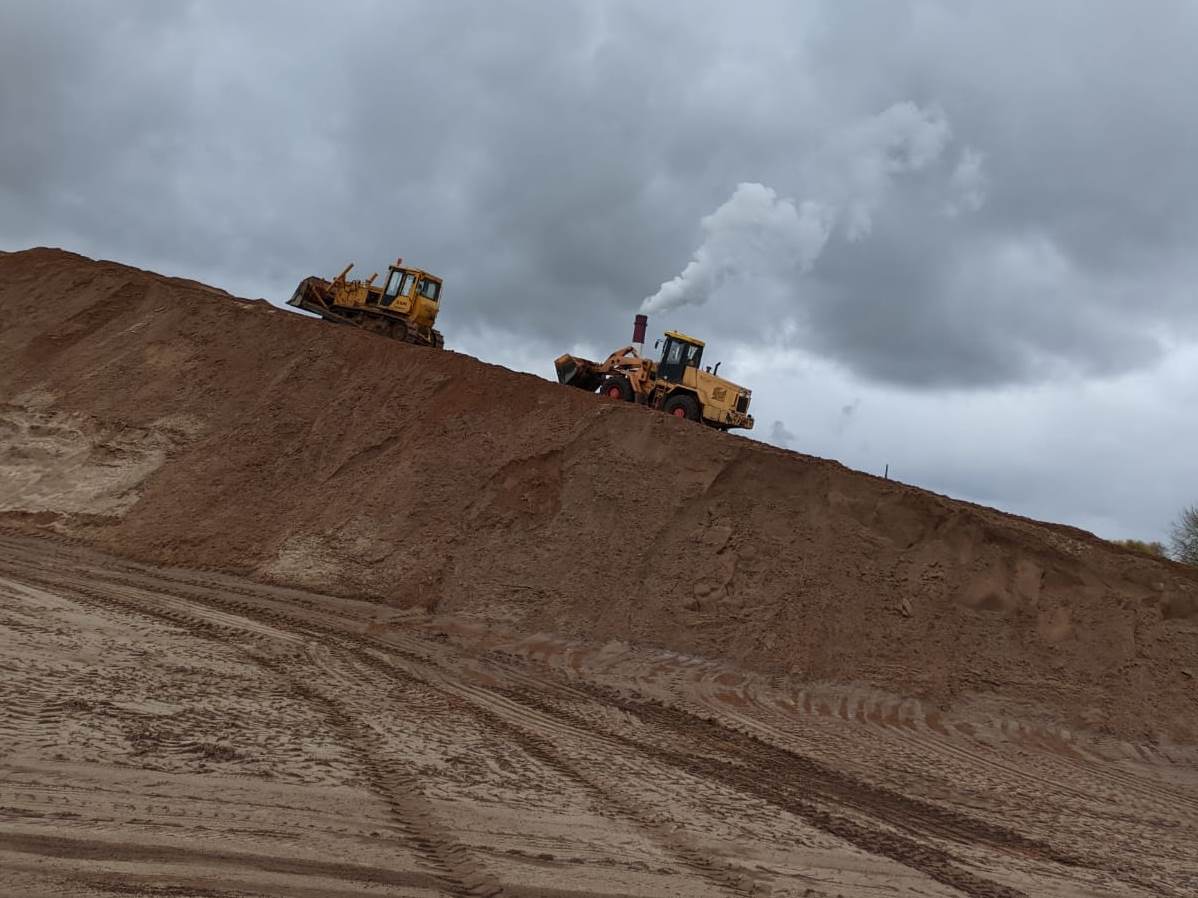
top-left (2, 247), bottom-right (1196, 744)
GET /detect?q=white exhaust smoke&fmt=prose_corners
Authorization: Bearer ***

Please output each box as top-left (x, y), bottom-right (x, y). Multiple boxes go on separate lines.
top-left (641, 183), bottom-right (833, 315)
top-left (641, 102), bottom-right (979, 316)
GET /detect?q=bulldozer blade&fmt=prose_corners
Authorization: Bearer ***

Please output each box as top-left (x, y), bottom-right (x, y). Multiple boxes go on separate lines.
top-left (287, 276), bottom-right (332, 315)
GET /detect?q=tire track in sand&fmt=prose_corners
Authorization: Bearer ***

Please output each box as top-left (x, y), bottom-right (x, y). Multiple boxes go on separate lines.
top-left (0, 539), bottom-right (777, 894)
top-left (0, 560), bottom-right (501, 898)
top-left (348, 636), bottom-right (1051, 898)
top-left (468, 675), bottom-right (1036, 898)
top-left (446, 638), bottom-right (1192, 897)
top-left (346, 647), bottom-right (760, 896)
top-left (4, 546), bottom-right (761, 896)
top-left (8, 552), bottom-right (1028, 897)
top-left (551, 680), bottom-right (1187, 898)
top-left (0, 535), bottom-right (1183, 897)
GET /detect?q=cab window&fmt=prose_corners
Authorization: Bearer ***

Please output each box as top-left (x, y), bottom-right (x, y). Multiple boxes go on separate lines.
top-left (417, 278), bottom-right (440, 301)
top-left (385, 271), bottom-right (415, 297)
top-left (666, 340), bottom-right (701, 367)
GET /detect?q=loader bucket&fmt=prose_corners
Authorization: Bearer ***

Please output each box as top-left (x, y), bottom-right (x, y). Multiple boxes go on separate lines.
top-left (555, 354), bottom-right (604, 392)
top-left (555, 355), bottom-right (580, 385)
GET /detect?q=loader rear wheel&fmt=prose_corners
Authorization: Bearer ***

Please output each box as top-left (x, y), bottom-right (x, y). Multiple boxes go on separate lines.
top-left (599, 376), bottom-right (634, 402)
top-left (662, 393), bottom-right (700, 421)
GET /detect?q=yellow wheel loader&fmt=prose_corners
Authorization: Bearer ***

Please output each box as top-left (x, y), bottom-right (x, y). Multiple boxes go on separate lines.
top-left (555, 314), bottom-right (754, 431)
top-left (287, 257), bottom-right (445, 348)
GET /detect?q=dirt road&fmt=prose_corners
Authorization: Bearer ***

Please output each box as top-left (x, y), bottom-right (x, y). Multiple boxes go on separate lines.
top-left (2, 532), bottom-right (1194, 897)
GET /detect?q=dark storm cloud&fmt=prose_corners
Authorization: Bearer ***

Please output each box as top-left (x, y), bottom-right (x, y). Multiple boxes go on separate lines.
top-left (3, 0), bottom-right (1198, 386)
top-left (784, 0), bottom-right (1198, 385)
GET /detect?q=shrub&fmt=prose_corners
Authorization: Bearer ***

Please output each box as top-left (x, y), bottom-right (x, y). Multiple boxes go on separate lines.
top-left (1115, 539), bottom-right (1167, 557)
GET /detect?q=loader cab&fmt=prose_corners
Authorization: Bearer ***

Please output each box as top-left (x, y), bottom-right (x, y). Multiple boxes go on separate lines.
top-left (657, 331), bottom-right (704, 383)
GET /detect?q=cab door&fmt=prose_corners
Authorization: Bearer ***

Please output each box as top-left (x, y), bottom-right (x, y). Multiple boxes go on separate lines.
top-left (412, 276), bottom-right (441, 327)
top-left (381, 269), bottom-right (415, 312)
top-left (658, 337), bottom-right (701, 382)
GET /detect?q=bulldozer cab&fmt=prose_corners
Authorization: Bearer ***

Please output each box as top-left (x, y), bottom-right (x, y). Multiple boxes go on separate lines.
top-left (381, 267), bottom-right (417, 304)
top-left (380, 263), bottom-right (441, 309)
top-left (658, 331), bottom-right (704, 383)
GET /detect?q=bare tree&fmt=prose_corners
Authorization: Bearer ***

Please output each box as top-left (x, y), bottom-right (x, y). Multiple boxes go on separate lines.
top-left (1170, 505), bottom-right (1198, 565)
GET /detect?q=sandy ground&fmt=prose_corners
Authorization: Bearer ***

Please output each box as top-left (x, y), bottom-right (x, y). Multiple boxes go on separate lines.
top-left (2, 249), bottom-right (1197, 895)
top-left (2, 532), bottom-right (1195, 898)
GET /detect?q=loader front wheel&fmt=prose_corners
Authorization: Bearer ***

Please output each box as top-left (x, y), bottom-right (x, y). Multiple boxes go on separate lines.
top-left (599, 376), bottom-right (634, 402)
top-left (662, 393), bottom-right (700, 422)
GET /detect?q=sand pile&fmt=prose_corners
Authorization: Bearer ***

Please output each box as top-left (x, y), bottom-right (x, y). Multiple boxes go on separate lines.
top-left (2, 247), bottom-right (1195, 743)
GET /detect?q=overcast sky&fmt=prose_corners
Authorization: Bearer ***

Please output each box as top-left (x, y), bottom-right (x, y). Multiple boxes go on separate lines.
top-left (2, 1), bottom-right (1195, 542)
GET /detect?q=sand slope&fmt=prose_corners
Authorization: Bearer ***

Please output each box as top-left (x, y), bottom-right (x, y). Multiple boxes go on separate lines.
top-left (1, 247), bottom-right (1196, 746)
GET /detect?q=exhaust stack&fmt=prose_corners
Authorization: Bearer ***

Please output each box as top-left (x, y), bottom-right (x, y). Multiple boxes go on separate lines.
top-left (632, 313), bottom-right (648, 356)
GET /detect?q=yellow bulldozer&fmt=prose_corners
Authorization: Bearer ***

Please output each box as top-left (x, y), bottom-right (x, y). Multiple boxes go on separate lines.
top-left (555, 314), bottom-right (754, 431)
top-left (287, 257), bottom-right (445, 348)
